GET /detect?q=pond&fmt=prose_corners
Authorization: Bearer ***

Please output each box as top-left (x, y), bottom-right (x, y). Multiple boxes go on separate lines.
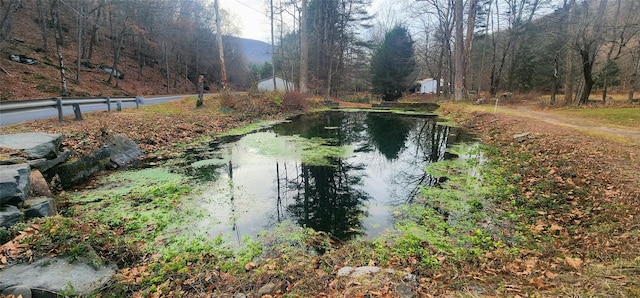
top-left (176, 110), bottom-right (474, 245)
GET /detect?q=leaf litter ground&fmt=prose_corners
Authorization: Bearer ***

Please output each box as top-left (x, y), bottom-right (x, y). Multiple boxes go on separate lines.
top-left (1, 96), bottom-right (639, 297)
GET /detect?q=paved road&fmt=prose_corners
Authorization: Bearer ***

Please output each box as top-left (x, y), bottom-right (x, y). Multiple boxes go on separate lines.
top-left (0, 95), bottom-right (188, 126)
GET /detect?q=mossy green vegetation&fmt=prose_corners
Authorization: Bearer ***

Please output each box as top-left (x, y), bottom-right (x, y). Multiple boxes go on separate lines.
top-left (218, 120), bottom-right (282, 137)
top-left (63, 168), bottom-right (194, 246)
top-left (553, 107), bottom-right (640, 128)
top-left (364, 143), bottom-right (522, 268)
top-left (236, 131), bottom-right (353, 166)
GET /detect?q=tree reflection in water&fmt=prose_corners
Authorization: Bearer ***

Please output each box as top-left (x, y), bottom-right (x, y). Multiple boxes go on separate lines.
top-left (187, 111), bottom-right (474, 243)
top-left (285, 161), bottom-right (370, 241)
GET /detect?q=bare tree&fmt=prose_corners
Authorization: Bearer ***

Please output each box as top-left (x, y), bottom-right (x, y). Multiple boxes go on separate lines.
top-left (214, 0), bottom-right (228, 89)
top-left (0, 0), bottom-right (22, 49)
top-left (36, 0), bottom-right (48, 54)
top-left (106, 2), bottom-right (129, 88)
top-left (270, 0), bottom-right (276, 90)
top-left (573, 0), bottom-right (608, 105)
top-left (598, 0), bottom-right (639, 102)
top-left (50, 0), bottom-right (68, 95)
top-left (412, 0), bottom-right (455, 96)
top-left (563, 0), bottom-right (576, 105)
top-left (299, 0), bottom-right (308, 93)
top-left (464, 0), bottom-right (478, 92)
top-left (629, 46), bottom-right (640, 102)
top-left (454, 0), bottom-right (464, 100)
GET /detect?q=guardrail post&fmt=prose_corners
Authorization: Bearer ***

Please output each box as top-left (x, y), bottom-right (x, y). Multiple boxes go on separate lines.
top-left (106, 96), bottom-right (111, 113)
top-left (56, 97), bottom-right (63, 121)
top-left (72, 103), bottom-right (83, 120)
top-left (135, 96), bottom-right (144, 108)
top-left (116, 100), bottom-right (122, 111)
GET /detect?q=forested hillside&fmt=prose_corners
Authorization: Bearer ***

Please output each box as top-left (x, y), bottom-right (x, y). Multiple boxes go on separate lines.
top-left (409, 0), bottom-right (640, 104)
top-left (1, 0), bottom-right (639, 103)
top-left (0, 0), bottom-right (261, 100)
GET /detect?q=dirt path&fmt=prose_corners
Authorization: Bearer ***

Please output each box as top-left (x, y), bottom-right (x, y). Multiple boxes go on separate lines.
top-left (495, 105), bottom-right (640, 144)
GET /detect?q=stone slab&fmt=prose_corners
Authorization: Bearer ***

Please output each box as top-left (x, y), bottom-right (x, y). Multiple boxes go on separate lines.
top-left (0, 133), bottom-right (62, 159)
top-left (0, 257), bottom-right (116, 295)
top-left (107, 134), bottom-right (142, 167)
top-left (24, 197), bottom-right (56, 218)
top-left (28, 150), bottom-right (71, 173)
top-left (0, 205), bottom-right (21, 228)
top-left (0, 164), bottom-right (31, 206)
top-left (52, 146), bottom-right (111, 189)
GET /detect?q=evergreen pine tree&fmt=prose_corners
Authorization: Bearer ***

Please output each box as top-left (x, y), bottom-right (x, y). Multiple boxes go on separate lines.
top-left (370, 26), bottom-right (416, 101)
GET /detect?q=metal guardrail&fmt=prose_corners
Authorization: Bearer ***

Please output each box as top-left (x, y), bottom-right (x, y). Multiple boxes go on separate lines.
top-left (0, 96), bottom-right (145, 121)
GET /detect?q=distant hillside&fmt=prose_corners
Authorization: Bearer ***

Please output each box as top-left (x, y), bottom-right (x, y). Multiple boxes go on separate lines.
top-left (0, 0), bottom-right (277, 101)
top-left (231, 37), bottom-right (271, 66)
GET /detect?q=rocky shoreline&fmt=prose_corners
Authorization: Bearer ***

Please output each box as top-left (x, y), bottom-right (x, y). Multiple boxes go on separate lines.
top-left (0, 132), bottom-right (142, 297)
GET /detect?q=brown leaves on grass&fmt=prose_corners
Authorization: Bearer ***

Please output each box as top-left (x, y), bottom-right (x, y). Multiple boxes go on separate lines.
top-left (439, 103), bottom-right (640, 294)
top-left (1, 98), bottom-right (235, 160)
top-left (565, 257), bottom-right (583, 270)
top-left (0, 224), bottom-right (40, 268)
top-left (119, 265), bottom-right (151, 284)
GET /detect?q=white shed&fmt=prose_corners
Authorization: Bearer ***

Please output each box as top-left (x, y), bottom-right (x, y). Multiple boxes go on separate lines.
top-left (257, 76), bottom-right (294, 92)
top-left (417, 78), bottom-right (443, 94)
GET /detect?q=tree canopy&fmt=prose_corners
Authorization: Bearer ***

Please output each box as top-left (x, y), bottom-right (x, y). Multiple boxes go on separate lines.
top-left (370, 26), bottom-right (416, 101)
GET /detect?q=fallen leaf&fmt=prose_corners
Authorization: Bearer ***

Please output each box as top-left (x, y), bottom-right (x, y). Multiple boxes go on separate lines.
top-left (244, 261), bottom-right (256, 271)
top-left (545, 271), bottom-right (558, 279)
top-left (565, 257), bottom-right (583, 270)
top-left (549, 224), bottom-right (563, 232)
top-left (529, 276), bottom-right (545, 289)
top-left (316, 268), bottom-right (327, 276)
top-left (530, 224), bottom-right (545, 234)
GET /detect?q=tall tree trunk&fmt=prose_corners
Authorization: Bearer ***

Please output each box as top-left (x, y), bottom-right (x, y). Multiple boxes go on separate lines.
top-left (0, 0), bottom-right (21, 48)
top-left (163, 38), bottom-right (169, 94)
top-left (51, 0), bottom-right (68, 96)
top-left (299, 0), bottom-right (308, 93)
top-left (270, 0), bottom-right (276, 90)
top-left (454, 0), bottom-right (464, 100)
top-left (76, 2), bottom-right (83, 83)
top-left (563, 0), bottom-right (575, 105)
top-left (577, 0), bottom-right (608, 105)
top-left (36, 0), bottom-right (48, 54)
top-left (87, 5), bottom-right (102, 61)
top-left (578, 49), bottom-right (595, 105)
top-left (600, 0), bottom-right (622, 103)
top-left (214, 0), bottom-right (227, 89)
top-left (464, 0), bottom-right (477, 92)
top-left (550, 53), bottom-right (559, 105)
top-left (108, 10), bottom-right (126, 88)
top-left (629, 49), bottom-right (640, 102)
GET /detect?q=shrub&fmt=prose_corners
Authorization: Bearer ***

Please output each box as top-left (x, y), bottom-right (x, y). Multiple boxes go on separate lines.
top-left (282, 91), bottom-right (308, 112)
top-left (218, 91), bottom-right (237, 110)
top-left (341, 93), bottom-right (371, 103)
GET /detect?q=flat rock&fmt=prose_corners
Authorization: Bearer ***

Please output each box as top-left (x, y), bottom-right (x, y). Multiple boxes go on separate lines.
top-left (337, 265), bottom-right (417, 282)
top-left (107, 134), bottom-right (142, 167)
top-left (0, 257), bottom-right (116, 295)
top-left (28, 150), bottom-right (71, 173)
top-left (1, 285), bottom-right (32, 298)
top-left (0, 164), bottom-right (31, 206)
top-left (24, 197), bottom-right (56, 218)
top-left (257, 283), bottom-right (276, 296)
top-left (0, 205), bottom-right (21, 228)
top-left (0, 133), bottom-right (62, 160)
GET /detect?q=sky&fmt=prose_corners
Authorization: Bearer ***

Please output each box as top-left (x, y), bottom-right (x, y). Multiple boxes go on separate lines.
top-left (220, 0), bottom-right (387, 42)
top-left (220, 0), bottom-right (272, 42)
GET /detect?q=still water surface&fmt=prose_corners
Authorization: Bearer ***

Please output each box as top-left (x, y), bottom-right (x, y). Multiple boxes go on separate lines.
top-left (181, 110), bottom-right (473, 244)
